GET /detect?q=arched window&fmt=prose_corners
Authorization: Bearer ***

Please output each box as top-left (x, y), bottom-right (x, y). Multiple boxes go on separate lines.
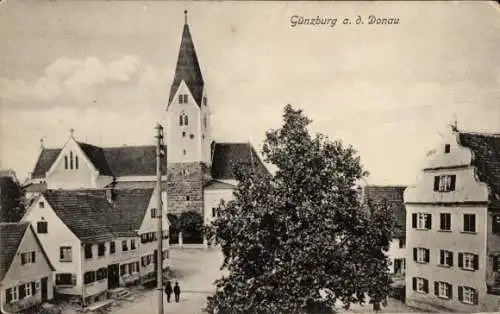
top-left (179, 114), bottom-right (183, 126)
top-left (203, 116), bottom-right (207, 128)
top-left (184, 115), bottom-right (188, 125)
top-left (64, 156), bottom-right (68, 169)
top-left (75, 156), bottom-right (79, 169)
top-left (179, 113), bottom-right (188, 126)
top-left (70, 152), bottom-right (73, 169)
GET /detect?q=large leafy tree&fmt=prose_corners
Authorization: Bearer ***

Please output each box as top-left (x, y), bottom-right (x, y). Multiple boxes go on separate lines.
top-left (0, 176), bottom-right (25, 222)
top-left (206, 105), bottom-right (394, 314)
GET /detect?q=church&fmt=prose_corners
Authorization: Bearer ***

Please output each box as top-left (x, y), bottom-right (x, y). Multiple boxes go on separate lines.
top-left (24, 11), bottom-right (269, 227)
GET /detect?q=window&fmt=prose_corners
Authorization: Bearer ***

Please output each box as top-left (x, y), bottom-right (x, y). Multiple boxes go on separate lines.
top-left (203, 96), bottom-right (207, 106)
top-left (184, 115), bottom-right (188, 125)
top-left (179, 113), bottom-right (188, 126)
top-left (21, 251), bottom-right (36, 265)
top-left (6, 286), bottom-right (18, 303)
top-left (64, 156), bottom-right (68, 169)
top-left (84, 271), bottom-right (95, 285)
top-left (55, 273), bottom-right (76, 286)
top-left (440, 213), bottom-right (451, 231)
top-left (463, 214), bottom-right (476, 233)
top-left (398, 237), bottom-right (406, 249)
top-left (435, 281), bottom-right (452, 299)
top-left (439, 250), bottom-right (453, 267)
top-left (122, 240), bottom-right (128, 251)
top-left (75, 156), bottom-right (79, 169)
top-left (24, 282), bottom-right (32, 298)
top-left (129, 262), bottom-right (137, 274)
top-left (151, 208), bottom-right (157, 218)
top-left (413, 277), bottom-right (429, 294)
top-left (110, 241), bottom-right (116, 254)
top-left (39, 201), bottom-right (44, 208)
top-left (98, 243), bottom-right (105, 257)
top-left (203, 116), bottom-right (207, 128)
top-left (459, 253), bottom-right (478, 271)
top-left (444, 144), bottom-right (450, 154)
top-left (96, 268), bottom-right (107, 281)
top-left (120, 264), bottom-right (127, 276)
top-left (37, 221), bottom-right (48, 233)
top-left (413, 247), bottom-right (430, 264)
top-left (190, 134), bottom-right (194, 139)
top-left (494, 255), bottom-right (500, 272)
top-left (186, 196), bottom-right (190, 201)
top-left (412, 213), bottom-right (431, 230)
top-left (182, 149), bottom-right (186, 155)
top-left (179, 114), bottom-right (183, 126)
top-left (60, 246), bottom-right (72, 262)
top-left (433, 175), bottom-right (456, 192)
top-left (70, 151), bottom-right (73, 169)
top-left (182, 131), bottom-right (186, 137)
top-left (459, 286), bottom-right (478, 305)
top-left (212, 207), bottom-right (216, 218)
top-left (84, 244), bottom-right (93, 259)
top-left (178, 94), bottom-right (188, 104)
top-left (131, 239), bottom-right (136, 250)
top-left (493, 215), bottom-right (500, 235)
top-left (394, 258), bottom-right (405, 275)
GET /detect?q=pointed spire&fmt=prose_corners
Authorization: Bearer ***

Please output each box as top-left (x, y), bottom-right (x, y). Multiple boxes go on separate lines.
top-left (70, 128), bottom-right (75, 138)
top-left (184, 10), bottom-right (188, 25)
top-left (40, 137), bottom-right (45, 150)
top-left (168, 11), bottom-right (205, 107)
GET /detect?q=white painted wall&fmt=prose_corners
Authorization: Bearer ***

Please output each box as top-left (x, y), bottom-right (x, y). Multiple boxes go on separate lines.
top-left (204, 188), bottom-right (235, 225)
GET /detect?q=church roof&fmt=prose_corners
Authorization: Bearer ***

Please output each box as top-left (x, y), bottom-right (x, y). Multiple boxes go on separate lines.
top-left (362, 185), bottom-right (407, 238)
top-left (458, 131), bottom-right (500, 209)
top-left (42, 188), bottom-right (154, 243)
top-left (31, 142), bottom-right (269, 181)
top-left (168, 18), bottom-right (204, 107)
top-left (211, 142), bottom-right (269, 180)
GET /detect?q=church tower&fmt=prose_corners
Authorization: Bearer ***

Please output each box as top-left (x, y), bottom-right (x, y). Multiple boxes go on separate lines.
top-left (165, 11), bottom-right (212, 215)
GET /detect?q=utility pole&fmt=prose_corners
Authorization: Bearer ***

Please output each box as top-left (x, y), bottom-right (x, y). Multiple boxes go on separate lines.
top-left (155, 123), bottom-right (165, 314)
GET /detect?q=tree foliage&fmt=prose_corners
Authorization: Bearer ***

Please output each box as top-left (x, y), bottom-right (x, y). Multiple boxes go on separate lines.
top-left (206, 105), bottom-right (394, 314)
top-left (177, 210), bottom-right (204, 243)
top-left (0, 177), bottom-right (25, 222)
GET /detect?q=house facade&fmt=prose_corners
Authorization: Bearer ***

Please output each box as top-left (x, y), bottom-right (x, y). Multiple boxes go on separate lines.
top-left (0, 222), bottom-right (55, 313)
top-left (362, 186), bottom-right (407, 282)
top-left (21, 188), bottom-right (169, 307)
top-left (405, 128), bottom-right (500, 312)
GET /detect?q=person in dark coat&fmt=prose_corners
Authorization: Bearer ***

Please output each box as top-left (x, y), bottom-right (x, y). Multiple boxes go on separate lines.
top-left (164, 281), bottom-right (173, 303)
top-left (173, 281), bottom-right (181, 303)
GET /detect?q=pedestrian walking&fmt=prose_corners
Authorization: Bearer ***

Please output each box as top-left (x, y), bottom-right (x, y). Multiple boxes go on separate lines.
top-left (164, 281), bottom-right (173, 303)
top-left (174, 281), bottom-right (181, 303)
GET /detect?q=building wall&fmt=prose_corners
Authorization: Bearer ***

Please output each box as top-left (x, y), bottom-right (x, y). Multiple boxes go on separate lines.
top-left (46, 139), bottom-right (99, 189)
top-left (21, 197), bottom-right (82, 296)
top-left (81, 241), bottom-right (114, 298)
top-left (1, 227), bottom-right (54, 313)
top-left (166, 162), bottom-right (204, 215)
top-left (203, 188), bottom-right (235, 225)
top-left (166, 81), bottom-right (204, 164)
top-left (388, 237), bottom-right (406, 275)
top-left (404, 131), bottom-right (491, 312)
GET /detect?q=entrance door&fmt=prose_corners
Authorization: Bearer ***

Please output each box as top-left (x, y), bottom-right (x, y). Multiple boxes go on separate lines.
top-left (108, 264), bottom-right (120, 289)
top-left (41, 277), bottom-right (48, 302)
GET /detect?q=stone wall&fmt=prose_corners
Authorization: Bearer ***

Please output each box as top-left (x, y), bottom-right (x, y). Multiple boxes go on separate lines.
top-left (166, 162), bottom-right (205, 215)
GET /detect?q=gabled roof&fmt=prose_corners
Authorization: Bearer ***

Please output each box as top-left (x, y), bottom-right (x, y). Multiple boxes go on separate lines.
top-left (168, 20), bottom-right (204, 106)
top-left (363, 185), bottom-right (407, 237)
top-left (211, 143), bottom-right (270, 180)
top-left (31, 144), bottom-right (162, 180)
top-left (43, 188), bottom-right (154, 243)
top-left (0, 222), bottom-right (30, 281)
top-left (459, 132), bottom-right (500, 209)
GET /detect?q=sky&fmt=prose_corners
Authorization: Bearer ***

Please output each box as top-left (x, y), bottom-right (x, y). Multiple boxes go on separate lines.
top-left (0, 1), bottom-right (499, 185)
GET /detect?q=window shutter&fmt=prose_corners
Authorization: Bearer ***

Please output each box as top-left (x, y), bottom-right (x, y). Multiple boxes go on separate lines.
top-left (412, 214), bottom-right (417, 228)
top-left (448, 252), bottom-right (453, 267)
top-left (458, 253), bottom-right (463, 268)
top-left (471, 215), bottom-right (476, 232)
top-left (423, 279), bottom-right (429, 293)
top-left (71, 274), bottom-right (76, 286)
top-left (413, 248), bottom-right (417, 261)
top-left (425, 249), bottom-right (430, 263)
top-left (6, 288), bottom-right (12, 303)
top-left (450, 175), bottom-right (456, 191)
top-left (19, 284), bottom-right (26, 299)
top-left (473, 289), bottom-right (478, 305)
top-left (425, 215), bottom-right (432, 229)
top-left (448, 283), bottom-right (452, 299)
top-left (31, 281), bottom-right (36, 295)
top-left (412, 278), bottom-right (417, 291)
top-left (434, 176), bottom-right (440, 191)
top-left (473, 254), bottom-right (479, 270)
top-left (434, 282), bottom-right (439, 296)
top-left (458, 286), bottom-right (463, 301)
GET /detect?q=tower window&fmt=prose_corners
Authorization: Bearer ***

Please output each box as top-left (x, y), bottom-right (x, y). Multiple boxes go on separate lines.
top-left (182, 131), bottom-right (186, 137)
top-left (64, 156), bottom-right (68, 169)
top-left (182, 149), bottom-right (186, 155)
top-left (179, 113), bottom-right (188, 126)
top-left (444, 144), bottom-right (450, 154)
top-left (178, 94), bottom-right (188, 104)
top-left (70, 151), bottom-right (73, 169)
top-left (75, 156), bottom-right (79, 169)
top-left (190, 134), bottom-right (194, 139)
top-left (179, 115), bottom-right (183, 126)
top-left (184, 115), bottom-right (188, 125)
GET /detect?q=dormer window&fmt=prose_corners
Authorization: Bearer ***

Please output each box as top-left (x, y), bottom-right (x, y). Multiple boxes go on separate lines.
top-left (178, 94), bottom-right (188, 104)
top-left (179, 113), bottom-right (188, 126)
top-left (444, 144), bottom-right (450, 154)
